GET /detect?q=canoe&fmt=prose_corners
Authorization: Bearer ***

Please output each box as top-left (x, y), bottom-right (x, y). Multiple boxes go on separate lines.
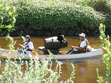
top-left (40, 48), bottom-right (103, 60)
top-left (0, 48), bottom-right (103, 60)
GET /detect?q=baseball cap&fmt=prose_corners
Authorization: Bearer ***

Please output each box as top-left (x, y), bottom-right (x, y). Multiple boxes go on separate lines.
top-left (79, 33), bottom-right (86, 37)
top-left (25, 35), bottom-right (30, 38)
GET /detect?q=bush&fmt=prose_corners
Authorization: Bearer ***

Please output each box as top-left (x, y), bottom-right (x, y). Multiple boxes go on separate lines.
top-left (16, 3), bottom-right (104, 29)
top-left (0, 0), bottom-right (105, 36)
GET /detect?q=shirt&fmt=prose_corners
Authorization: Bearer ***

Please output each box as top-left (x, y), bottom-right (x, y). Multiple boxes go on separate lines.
top-left (24, 41), bottom-right (34, 54)
top-left (80, 40), bottom-right (87, 48)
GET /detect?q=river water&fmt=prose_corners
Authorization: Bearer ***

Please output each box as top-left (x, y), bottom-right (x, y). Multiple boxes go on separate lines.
top-left (0, 37), bottom-right (106, 83)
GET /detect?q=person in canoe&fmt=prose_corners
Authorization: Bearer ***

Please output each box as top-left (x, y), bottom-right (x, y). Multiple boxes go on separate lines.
top-left (67, 33), bottom-right (89, 54)
top-left (18, 35), bottom-right (34, 54)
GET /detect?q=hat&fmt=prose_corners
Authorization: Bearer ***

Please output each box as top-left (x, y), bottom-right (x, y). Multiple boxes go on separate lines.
top-left (79, 33), bottom-right (86, 37)
top-left (25, 35), bottom-right (30, 38)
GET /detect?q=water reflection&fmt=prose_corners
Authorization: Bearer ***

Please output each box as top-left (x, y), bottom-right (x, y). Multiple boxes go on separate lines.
top-left (74, 60), bottom-right (105, 83)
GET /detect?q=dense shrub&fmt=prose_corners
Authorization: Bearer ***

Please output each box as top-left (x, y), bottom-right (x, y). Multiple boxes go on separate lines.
top-left (16, 3), bottom-right (104, 29)
top-left (1, 0), bottom-right (111, 36)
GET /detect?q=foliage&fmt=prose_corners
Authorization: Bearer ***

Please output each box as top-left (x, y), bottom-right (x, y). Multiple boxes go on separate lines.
top-left (0, 3), bottom-right (16, 33)
top-left (81, 0), bottom-right (111, 14)
top-left (6, 35), bottom-right (16, 50)
top-left (97, 23), bottom-right (111, 83)
top-left (0, 55), bottom-right (75, 83)
top-left (0, 0), bottom-right (105, 36)
top-left (97, 69), bottom-right (104, 83)
top-left (1, 0), bottom-right (111, 36)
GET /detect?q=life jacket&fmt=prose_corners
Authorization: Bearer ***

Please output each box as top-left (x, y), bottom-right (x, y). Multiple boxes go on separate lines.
top-left (79, 39), bottom-right (89, 51)
top-left (24, 41), bottom-right (32, 51)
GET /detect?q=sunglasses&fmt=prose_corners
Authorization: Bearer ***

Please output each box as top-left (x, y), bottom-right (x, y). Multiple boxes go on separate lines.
top-left (25, 37), bottom-right (29, 38)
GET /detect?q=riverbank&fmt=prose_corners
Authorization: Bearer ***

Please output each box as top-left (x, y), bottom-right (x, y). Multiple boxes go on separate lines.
top-left (0, 28), bottom-right (102, 37)
top-left (9, 28), bottom-right (100, 37)
top-left (1, 26), bottom-right (111, 37)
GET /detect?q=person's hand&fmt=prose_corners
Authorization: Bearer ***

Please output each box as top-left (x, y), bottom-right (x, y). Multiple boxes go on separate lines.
top-left (71, 46), bottom-right (76, 49)
top-left (19, 44), bottom-right (24, 48)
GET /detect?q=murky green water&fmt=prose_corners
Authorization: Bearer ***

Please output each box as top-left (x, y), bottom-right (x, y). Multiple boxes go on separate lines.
top-left (0, 37), bottom-right (106, 83)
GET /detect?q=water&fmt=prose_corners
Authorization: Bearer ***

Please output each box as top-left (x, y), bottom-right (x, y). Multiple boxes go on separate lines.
top-left (0, 37), bottom-right (106, 83)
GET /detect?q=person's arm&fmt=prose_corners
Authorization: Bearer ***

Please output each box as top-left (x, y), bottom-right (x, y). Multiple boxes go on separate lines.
top-left (77, 41), bottom-right (87, 50)
top-left (71, 41), bottom-right (87, 50)
top-left (19, 44), bottom-right (25, 48)
top-left (71, 46), bottom-right (82, 49)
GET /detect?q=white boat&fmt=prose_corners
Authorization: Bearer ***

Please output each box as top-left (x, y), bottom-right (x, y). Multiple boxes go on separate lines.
top-left (0, 48), bottom-right (103, 60)
top-left (40, 48), bottom-right (103, 60)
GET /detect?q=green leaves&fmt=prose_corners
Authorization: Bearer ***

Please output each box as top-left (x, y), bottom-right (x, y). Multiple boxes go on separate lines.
top-left (9, 11), bottom-right (13, 16)
top-left (97, 69), bottom-right (104, 83)
top-left (0, 0), bottom-right (111, 36)
top-left (2, 0), bottom-right (104, 32)
top-left (98, 23), bottom-right (111, 83)
top-left (0, 3), bottom-right (16, 34)
top-left (0, 52), bottom-right (75, 83)
top-left (6, 35), bottom-right (16, 50)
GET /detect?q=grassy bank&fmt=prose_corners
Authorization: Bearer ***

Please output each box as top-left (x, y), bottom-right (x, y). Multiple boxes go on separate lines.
top-left (0, 0), bottom-right (111, 36)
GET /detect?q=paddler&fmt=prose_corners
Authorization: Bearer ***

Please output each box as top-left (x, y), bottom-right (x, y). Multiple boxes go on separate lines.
top-left (67, 33), bottom-right (89, 54)
top-left (18, 35), bottom-right (34, 54)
